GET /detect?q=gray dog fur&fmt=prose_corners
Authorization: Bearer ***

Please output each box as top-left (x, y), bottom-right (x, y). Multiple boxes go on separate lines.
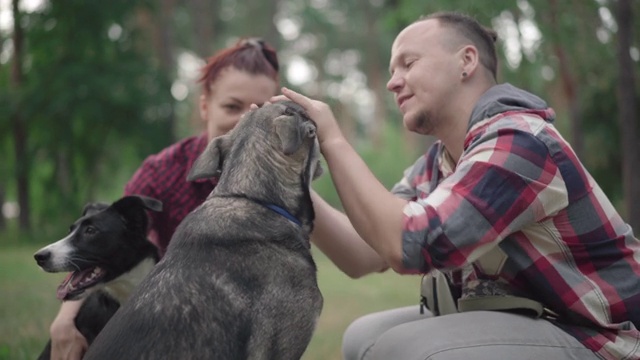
top-left (84, 101), bottom-right (324, 360)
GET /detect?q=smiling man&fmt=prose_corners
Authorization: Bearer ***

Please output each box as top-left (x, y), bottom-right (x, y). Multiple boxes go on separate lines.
top-left (276, 11), bottom-right (640, 360)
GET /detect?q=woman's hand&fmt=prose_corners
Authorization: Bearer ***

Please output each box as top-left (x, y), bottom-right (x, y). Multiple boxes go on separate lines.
top-left (271, 87), bottom-right (345, 148)
top-left (50, 301), bottom-right (88, 360)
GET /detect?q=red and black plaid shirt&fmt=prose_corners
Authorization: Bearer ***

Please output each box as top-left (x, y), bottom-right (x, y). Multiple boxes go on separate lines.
top-left (124, 134), bottom-right (216, 257)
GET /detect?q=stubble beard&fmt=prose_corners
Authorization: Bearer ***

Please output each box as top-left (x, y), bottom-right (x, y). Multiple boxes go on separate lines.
top-left (407, 109), bottom-right (435, 136)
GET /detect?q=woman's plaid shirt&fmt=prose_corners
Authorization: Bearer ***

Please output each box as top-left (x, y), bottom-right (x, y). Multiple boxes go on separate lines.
top-left (393, 110), bottom-right (640, 359)
top-left (124, 134), bottom-right (216, 257)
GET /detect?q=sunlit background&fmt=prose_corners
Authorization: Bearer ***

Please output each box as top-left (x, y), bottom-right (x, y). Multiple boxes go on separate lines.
top-left (1, 1), bottom-right (639, 359)
top-left (1, 0), bottom-right (639, 254)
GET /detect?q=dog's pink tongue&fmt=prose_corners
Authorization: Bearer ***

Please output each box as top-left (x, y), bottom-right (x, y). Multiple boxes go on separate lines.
top-left (56, 267), bottom-right (105, 300)
top-left (56, 272), bottom-right (75, 300)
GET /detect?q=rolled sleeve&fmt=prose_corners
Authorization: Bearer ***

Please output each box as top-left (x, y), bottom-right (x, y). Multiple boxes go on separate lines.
top-left (400, 129), bottom-right (568, 274)
top-left (402, 201), bottom-right (432, 272)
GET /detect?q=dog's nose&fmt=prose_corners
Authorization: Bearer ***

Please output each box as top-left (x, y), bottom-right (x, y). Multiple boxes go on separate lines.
top-left (34, 250), bottom-right (50, 265)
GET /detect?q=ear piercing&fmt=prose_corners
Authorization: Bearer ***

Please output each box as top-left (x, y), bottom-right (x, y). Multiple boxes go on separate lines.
top-left (462, 71), bottom-right (468, 78)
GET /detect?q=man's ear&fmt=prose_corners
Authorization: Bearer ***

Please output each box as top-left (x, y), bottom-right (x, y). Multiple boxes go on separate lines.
top-left (460, 44), bottom-right (479, 78)
top-left (187, 135), bottom-right (232, 181)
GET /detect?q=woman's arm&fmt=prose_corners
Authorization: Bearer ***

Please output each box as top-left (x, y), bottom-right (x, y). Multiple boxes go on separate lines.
top-left (49, 299), bottom-right (88, 360)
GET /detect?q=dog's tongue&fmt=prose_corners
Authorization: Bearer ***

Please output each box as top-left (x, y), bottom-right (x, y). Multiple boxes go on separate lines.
top-left (56, 267), bottom-right (106, 300)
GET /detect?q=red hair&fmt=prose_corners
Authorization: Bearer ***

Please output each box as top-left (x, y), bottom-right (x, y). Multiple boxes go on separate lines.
top-left (198, 38), bottom-right (279, 97)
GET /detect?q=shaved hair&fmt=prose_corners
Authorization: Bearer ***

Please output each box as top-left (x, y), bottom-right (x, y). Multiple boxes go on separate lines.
top-left (418, 12), bottom-right (498, 80)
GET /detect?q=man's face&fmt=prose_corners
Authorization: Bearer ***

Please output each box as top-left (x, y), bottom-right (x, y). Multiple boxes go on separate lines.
top-left (387, 20), bottom-right (461, 136)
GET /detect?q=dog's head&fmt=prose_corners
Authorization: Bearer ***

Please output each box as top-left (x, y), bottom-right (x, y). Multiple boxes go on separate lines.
top-left (34, 195), bottom-right (162, 300)
top-left (187, 100), bottom-right (323, 190)
top-left (187, 100), bottom-right (323, 231)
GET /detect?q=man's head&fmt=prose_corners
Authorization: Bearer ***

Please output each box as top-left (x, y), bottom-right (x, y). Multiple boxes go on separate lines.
top-left (424, 12), bottom-right (498, 81)
top-left (387, 12), bottom-right (498, 137)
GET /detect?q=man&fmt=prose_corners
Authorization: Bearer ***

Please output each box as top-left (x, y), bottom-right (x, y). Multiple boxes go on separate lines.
top-left (277, 11), bottom-right (640, 360)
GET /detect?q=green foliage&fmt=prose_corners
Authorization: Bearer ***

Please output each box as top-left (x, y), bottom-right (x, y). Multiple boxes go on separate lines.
top-left (359, 123), bottom-right (425, 189)
top-left (581, 85), bottom-right (624, 203)
top-left (383, 0), bottom-right (516, 32)
top-left (3, 1), bottom-right (174, 234)
top-left (2, 0), bottom-right (638, 234)
top-left (0, 2), bottom-right (638, 358)
top-left (313, 121), bottom-right (422, 209)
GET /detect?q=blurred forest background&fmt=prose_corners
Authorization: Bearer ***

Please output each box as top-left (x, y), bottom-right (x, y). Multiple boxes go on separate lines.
top-left (1, 0), bottom-right (639, 241)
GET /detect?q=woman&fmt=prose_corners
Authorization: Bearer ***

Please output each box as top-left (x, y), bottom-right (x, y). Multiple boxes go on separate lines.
top-left (48, 38), bottom-right (280, 360)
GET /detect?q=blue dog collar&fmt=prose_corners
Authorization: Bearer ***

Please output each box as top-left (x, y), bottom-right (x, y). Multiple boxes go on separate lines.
top-left (259, 202), bottom-right (301, 226)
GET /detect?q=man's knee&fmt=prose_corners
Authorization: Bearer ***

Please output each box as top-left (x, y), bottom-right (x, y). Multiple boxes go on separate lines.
top-left (368, 311), bottom-right (601, 360)
top-left (342, 313), bottom-right (378, 360)
top-left (342, 307), bottom-right (427, 360)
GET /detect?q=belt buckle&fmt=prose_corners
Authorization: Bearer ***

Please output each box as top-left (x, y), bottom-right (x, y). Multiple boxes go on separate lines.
top-left (542, 307), bottom-right (559, 321)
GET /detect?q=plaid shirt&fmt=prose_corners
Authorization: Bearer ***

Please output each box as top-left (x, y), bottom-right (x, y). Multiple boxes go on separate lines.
top-left (394, 109), bottom-right (640, 359)
top-left (124, 134), bottom-right (216, 257)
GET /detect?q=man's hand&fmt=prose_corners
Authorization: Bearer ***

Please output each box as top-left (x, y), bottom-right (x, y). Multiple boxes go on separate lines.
top-left (270, 87), bottom-right (346, 150)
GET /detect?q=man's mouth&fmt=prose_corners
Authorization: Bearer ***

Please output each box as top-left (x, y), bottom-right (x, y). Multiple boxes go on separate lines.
top-left (397, 95), bottom-right (412, 110)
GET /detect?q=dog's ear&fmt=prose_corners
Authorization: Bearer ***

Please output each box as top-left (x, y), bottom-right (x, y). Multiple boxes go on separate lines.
top-left (274, 115), bottom-right (316, 155)
top-left (187, 135), bottom-right (232, 181)
top-left (82, 202), bottom-right (109, 216)
top-left (111, 195), bottom-right (163, 213)
top-left (131, 195), bottom-right (163, 212)
top-left (312, 161), bottom-right (324, 180)
top-left (110, 195), bottom-right (162, 232)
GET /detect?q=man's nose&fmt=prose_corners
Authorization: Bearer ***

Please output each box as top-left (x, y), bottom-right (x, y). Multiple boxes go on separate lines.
top-left (386, 74), bottom-right (403, 92)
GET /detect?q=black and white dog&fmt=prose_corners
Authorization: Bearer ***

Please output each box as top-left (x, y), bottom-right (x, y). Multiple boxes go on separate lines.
top-left (34, 195), bottom-right (162, 360)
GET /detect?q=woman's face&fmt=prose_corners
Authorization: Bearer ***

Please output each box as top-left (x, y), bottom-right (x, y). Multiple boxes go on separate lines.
top-left (199, 67), bottom-right (278, 141)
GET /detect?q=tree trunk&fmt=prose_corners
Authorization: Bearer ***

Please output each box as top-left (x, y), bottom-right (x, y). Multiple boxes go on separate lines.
top-left (547, 0), bottom-right (584, 159)
top-left (615, 0), bottom-right (640, 228)
top-left (158, 0), bottom-right (177, 142)
top-left (133, 4), bottom-right (176, 144)
top-left (360, 0), bottom-right (388, 149)
top-left (11, 0), bottom-right (30, 231)
top-left (186, 0), bottom-right (216, 59)
top-left (251, 0), bottom-right (279, 47)
top-left (0, 184), bottom-right (5, 230)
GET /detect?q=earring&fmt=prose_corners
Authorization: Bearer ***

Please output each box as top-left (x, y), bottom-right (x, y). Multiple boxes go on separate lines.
top-left (462, 71), bottom-right (468, 78)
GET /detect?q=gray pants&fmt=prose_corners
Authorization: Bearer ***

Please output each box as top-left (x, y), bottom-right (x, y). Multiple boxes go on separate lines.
top-left (342, 306), bottom-right (601, 360)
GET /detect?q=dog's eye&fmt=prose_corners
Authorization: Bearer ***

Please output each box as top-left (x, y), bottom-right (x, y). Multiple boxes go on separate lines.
top-left (84, 226), bottom-right (97, 235)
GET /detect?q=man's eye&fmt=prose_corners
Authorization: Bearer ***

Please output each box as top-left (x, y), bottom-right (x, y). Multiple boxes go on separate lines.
top-left (224, 104), bottom-right (242, 112)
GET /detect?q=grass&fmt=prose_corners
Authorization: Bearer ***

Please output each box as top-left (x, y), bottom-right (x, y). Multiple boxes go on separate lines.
top-left (0, 243), bottom-right (419, 360)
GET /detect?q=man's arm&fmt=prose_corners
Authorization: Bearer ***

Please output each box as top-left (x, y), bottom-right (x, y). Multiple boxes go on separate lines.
top-left (310, 191), bottom-right (389, 278)
top-left (278, 88), bottom-right (409, 272)
top-left (319, 138), bottom-right (409, 272)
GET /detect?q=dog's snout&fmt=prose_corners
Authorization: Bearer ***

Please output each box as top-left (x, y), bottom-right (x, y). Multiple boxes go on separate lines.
top-left (34, 250), bottom-right (51, 265)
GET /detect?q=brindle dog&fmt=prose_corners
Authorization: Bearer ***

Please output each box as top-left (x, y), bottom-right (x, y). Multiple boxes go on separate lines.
top-left (84, 101), bottom-right (324, 360)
